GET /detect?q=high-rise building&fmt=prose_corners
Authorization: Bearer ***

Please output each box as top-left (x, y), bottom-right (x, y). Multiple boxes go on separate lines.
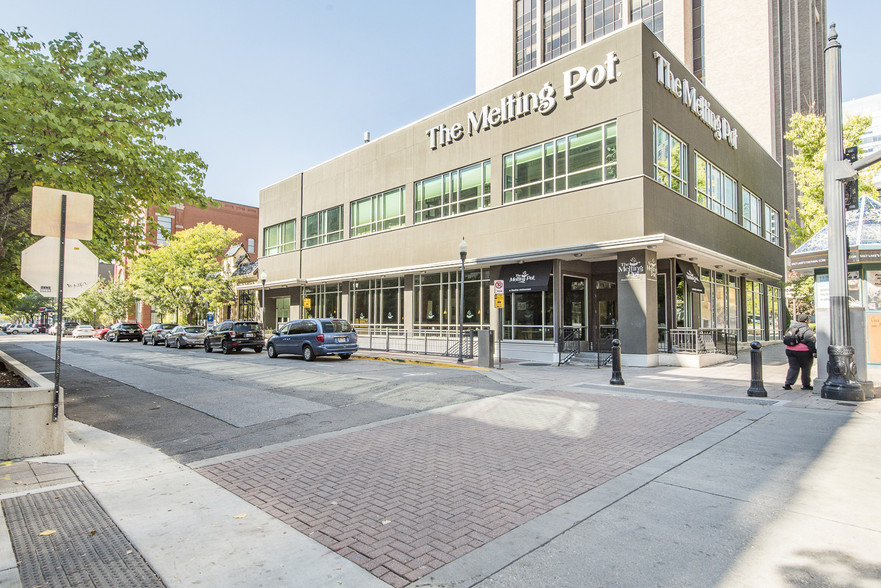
top-left (476, 0), bottom-right (826, 248)
top-left (844, 93), bottom-right (881, 156)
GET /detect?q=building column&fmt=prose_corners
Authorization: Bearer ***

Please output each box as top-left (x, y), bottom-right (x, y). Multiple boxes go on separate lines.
top-left (616, 249), bottom-right (659, 366)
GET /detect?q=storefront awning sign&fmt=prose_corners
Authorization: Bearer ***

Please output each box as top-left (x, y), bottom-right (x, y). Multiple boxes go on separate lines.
top-left (499, 261), bottom-right (552, 293)
top-left (676, 260), bottom-right (705, 294)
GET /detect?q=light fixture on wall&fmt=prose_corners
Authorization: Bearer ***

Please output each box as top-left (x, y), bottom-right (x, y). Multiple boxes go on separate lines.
top-left (688, 257), bottom-right (697, 262)
top-left (573, 253), bottom-right (583, 258)
top-left (714, 264), bottom-right (723, 269)
top-left (676, 253), bottom-right (685, 258)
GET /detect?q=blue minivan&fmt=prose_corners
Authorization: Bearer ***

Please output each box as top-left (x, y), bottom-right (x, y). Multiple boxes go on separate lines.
top-left (266, 318), bottom-right (358, 361)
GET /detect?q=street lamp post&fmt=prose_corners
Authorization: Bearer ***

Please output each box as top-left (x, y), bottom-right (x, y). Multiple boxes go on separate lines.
top-left (260, 271), bottom-right (267, 331)
top-left (458, 237), bottom-right (467, 364)
top-left (821, 24), bottom-right (863, 401)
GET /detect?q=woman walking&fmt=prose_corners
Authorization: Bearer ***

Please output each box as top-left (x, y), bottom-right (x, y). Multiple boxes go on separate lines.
top-left (783, 313), bottom-right (817, 390)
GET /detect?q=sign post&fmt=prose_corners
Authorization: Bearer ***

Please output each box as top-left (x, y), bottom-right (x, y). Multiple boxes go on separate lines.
top-left (24, 187), bottom-right (95, 421)
top-left (494, 280), bottom-right (505, 368)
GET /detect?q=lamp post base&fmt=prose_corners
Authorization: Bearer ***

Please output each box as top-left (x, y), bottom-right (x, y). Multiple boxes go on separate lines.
top-left (821, 345), bottom-right (865, 401)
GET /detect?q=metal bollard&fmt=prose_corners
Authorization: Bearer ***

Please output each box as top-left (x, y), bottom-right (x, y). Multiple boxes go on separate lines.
top-left (610, 339), bottom-right (625, 385)
top-left (747, 341), bottom-right (767, 397)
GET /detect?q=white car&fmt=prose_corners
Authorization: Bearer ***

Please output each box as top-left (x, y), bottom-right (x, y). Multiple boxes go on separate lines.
top-left (7, 324), bottom-right (38, 335)
top-left (71, 325), bottom-right (95, 338)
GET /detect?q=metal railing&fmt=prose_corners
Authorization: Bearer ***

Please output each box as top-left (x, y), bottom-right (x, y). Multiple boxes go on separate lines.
top-left (596, 330), bottom-right (617, 367)
top-left (557, 327), bottom-right (583, 365)
top-left (355, 328), bottom-right (475, 358)
top-left (668, 328), bottom-right (738, 357)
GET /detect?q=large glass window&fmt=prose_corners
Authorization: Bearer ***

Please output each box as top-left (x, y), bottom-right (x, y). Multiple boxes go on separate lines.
top-left (764, 204), bottom-right (781, 245)
top-left (350, 187), bottom-right (405, 237)
top-left (767, 285), bottom-right (782, 339)
top-left (653, 123), bottom-right (687, 196)
top-left (302, 284), bottom-right (341, 319)
top-left (504, 121), bottom-right (617, 203)
top-left (414, 270), bottom-right (490, 331)
top-left (584, 0), bottom-right (623, 43)
top-left (631, 0), bottom-right (663, 38)
top-left (415, 161), bottom-right (491, 223)
top-left (700, 269), bottom-right (740, 337)
top-left (263, 220), bottom-right (296, 256)
top-left (350, 278), bottom-right (404, 329)
top-left (504, 287), bottom-right (555, 341)
top-left (742, 188), bottom-right (762, 235)
top-left (544, 0), bottom-right (577, 61)
top-left (302, 205), bottom-right (343, 248)
top-left (695, 153), bottom-right (738, 223)
top-left (745, 280), bottom-right (765, 340)
top-left (515, 0), bottom-right (539, 74)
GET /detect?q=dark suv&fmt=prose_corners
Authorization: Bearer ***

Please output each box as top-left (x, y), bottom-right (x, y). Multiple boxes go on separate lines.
top-left (142, 323), bottom-right (178, 346)
top-left (106, 322), bottom-right (143, 342)
top-left (204, 320), bottom-right (264, 354)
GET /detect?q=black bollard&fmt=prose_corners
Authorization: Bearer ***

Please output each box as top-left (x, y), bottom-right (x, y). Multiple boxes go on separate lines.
top-left (610, 339), bottom-right (625, 385)
top-left (747, 341), bottom-right (767, 397)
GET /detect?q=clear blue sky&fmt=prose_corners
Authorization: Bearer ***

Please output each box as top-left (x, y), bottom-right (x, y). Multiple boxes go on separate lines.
top-left (1, 1), bottom-right (876, 207)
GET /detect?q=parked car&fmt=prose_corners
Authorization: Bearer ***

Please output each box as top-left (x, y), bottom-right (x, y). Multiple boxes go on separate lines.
top-left (92, 327), bottom-right (110, 340)
top-left (7, 324), bottom-right (39, 335)
top-left (266, 318), bottom-right (358, 361)
top-left (142, 323), bottom-right (178, 346)
top-left (165, 325), bottom-right (207, 349)
top-left (61, 320), bottom-right (78, 336)
top-left (105, 322), bottom-right (143, 342)
top-left (204, 320), bottom-right (264, 354)
top-left (71, 325), bottom-right (94, 338)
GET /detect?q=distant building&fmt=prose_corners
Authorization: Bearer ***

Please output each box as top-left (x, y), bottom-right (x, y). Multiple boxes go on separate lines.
top-left (843, 93), bottom-right (881, 156)
top-left (476, 0), bottom-right (827, 250)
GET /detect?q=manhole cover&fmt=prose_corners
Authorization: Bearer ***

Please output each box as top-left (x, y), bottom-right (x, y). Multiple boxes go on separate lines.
top-left (519, 362), bottom-right (551, 366)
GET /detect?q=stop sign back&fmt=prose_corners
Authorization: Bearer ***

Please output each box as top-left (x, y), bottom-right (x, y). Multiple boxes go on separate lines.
top-left (21, 237), bottom-right (99, 298)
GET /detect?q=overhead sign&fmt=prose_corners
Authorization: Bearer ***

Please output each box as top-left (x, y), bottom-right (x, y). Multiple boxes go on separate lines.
top-left (21, 237), bottom-right (99, 298)
top-left (31, 186), bottom-right (94, 240)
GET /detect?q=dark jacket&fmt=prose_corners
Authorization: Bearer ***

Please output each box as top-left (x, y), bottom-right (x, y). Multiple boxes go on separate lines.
top-left (785, 321), bottom-right (816, 354)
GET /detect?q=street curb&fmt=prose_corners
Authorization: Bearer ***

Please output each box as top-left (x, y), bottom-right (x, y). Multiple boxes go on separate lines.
top-left (353, 354), bottom-right (489, 370)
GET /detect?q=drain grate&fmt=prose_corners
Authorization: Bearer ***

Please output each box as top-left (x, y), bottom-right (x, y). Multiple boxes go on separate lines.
top-left (2, 485), bottom-right (163, 587)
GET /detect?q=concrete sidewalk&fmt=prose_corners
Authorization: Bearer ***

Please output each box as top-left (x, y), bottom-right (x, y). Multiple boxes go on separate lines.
top-left (1, 346), bottom-right (880, 587)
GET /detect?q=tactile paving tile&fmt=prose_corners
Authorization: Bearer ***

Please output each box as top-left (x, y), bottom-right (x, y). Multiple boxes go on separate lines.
top-left (2, 485), bottom-right (163, 587)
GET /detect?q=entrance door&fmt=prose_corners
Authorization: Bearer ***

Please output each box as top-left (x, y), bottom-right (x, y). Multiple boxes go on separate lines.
top-left (563, 276), bottom-right (588, 341)
top-left (591, 275), bottom-right (617, 344)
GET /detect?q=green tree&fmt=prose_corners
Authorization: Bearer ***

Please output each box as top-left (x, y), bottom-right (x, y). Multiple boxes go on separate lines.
top-left (64, 279), bottom-right (135, 327)
top-left (130, 223), bottom-right (240, 323)
top-left (0, 28), bottom-right (211, 310)
top-left (8, 291), bottom-right (52, 323)
top-left (785, 112), bottom-right (879, 247)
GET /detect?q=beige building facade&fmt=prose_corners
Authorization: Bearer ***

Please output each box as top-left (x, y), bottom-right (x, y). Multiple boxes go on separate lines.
top-left (255, 25), bottom-right (785, 365)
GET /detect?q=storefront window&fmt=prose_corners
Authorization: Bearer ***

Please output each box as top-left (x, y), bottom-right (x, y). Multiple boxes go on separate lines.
top-left (504, 121), bottom-right (617, 203)
top-left (415, 271), bottom-right (489, 330)
top-left (350, 188), bottom-right (405, 236)
top-left (653, 123), bottom-right (687, 196)
top-left (700, 269), bottom-right (740, 336)
top-left (303, 284), bottom-right (341, 319)
top-left (767, 285), bottom-right (782, 339)
top-left (504, 281), bottom-right (554, 341)
top-left (695, 153), bottom-right (737, 223)
top-left (415, 161), bottom-right (491, 223)
top-left (745, 280), bottom-right (765, 340)
top-left (350, 278), bottom-right (404, 330)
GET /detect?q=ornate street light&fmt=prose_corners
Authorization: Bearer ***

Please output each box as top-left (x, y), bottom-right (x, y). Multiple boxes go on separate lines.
top-left (458, 237), bottom-right (467, 364)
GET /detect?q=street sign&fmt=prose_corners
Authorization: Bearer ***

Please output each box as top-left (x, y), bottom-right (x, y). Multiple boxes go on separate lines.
top-left (494, 294), bottom-right (505, 308)
top-left (31, 187), bottom-right (94, 240)
top-left (21, 237), bottom-right (99, 298)
top-left (304, 298), bottom-right (312, 310)
top-left (493, 280), bottom-right (505, 295)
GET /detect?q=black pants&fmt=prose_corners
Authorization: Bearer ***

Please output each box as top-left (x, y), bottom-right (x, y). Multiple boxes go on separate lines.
top-left (784, 349), bottom-right (814, 388)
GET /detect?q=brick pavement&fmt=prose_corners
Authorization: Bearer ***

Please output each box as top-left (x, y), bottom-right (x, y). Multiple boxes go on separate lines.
top-left (200, 390), bottom-right (740, 586)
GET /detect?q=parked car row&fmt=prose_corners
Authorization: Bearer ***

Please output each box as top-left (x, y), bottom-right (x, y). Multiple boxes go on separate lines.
top-left (3, 323), bottom-right (39, 335)
top-left (10, 317), bottom-right (359, 361)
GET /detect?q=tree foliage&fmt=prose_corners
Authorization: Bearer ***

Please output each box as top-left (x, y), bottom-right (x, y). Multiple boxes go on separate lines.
top-left (129, 223), bottom-right (239, 323)
top-left (785, 112), bottom-right (880, 247)
top-left (5, 291), bottom-right (52, 323)
top-left (64, 278), bottom-right (135, 326)
top-left (0, 27), bottom-right (211, 310)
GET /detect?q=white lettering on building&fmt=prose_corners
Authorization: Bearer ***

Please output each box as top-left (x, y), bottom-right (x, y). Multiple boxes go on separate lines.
top-left (652, 51), bottom-right (738, 149)
top-left (426, 52), bottom-right (619, 150)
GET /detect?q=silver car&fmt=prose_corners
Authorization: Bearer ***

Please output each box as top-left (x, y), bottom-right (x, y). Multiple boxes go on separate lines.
top-left (165, 325), bottom-right (207, 349)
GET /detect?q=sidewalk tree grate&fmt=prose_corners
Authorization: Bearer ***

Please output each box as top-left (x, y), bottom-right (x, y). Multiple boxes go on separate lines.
top-left (201, 390), bottom-right (741, 588)
top-left (2, 485), bottom-right (164, 587)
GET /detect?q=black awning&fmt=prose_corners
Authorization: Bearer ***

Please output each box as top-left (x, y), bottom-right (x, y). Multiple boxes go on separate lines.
top-left (499, 261), bottom-right (552, 293)
top-left (676, 260), bottom-right (705, 294)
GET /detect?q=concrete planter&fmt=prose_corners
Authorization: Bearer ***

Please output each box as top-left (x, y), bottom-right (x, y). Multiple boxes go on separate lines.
top-left (0, 349), bottom-right (64, 459)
